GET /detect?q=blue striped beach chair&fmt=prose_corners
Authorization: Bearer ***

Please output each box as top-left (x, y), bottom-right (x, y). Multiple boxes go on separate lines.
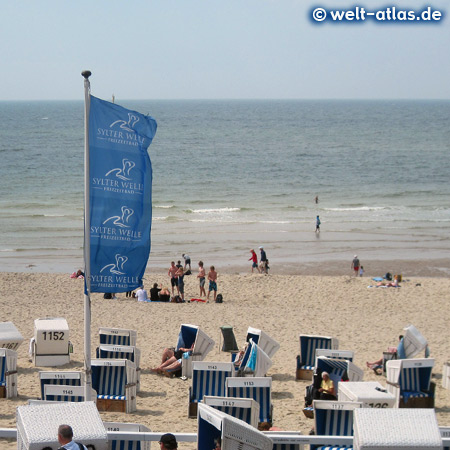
top-left (312, 400), bottom-right (362, 450)
top-left (226, 376), bottom-right (273, 428)
top-left (177, 324), bottom-right (215, 379)
top-left (316, 357), bottom-right (363, 395)
top-left (198, 403), bottom-right (273, 450)
top-left (296, 335), bottom-right (339, 381)
top-left (99, 327), bottom-right (137, 347)
top-left (188, 361), bottom-right (234, 418)
top-left (104, 422), bottom-right (151, 450)
top-left (246, 327), bottom-right (280, 359)
top-left (0, 348), bottom-right (18, 398)
top-left (97, 344), bottom-right (141, 392)
top-left (204, 396), bottom-right (260, 428)
top-left (39, 370), bottom-right (83, 399)
top-left (386, 358), bottom-right (435, 408)
top-left (43, 384), bottom-right (95, 403)
top-left (91, 359), bottom-right (137, 413)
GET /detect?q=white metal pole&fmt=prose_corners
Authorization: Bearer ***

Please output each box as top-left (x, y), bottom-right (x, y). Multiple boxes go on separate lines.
top-left (82, 70), bottom-right (92, 401)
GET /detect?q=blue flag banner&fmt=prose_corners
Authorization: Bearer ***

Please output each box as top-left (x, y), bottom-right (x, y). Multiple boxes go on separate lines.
top-left (87, 96), bottom-right (157, 293)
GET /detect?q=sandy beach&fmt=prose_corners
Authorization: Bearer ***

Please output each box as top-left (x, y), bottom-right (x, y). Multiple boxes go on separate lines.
top-left (1, 270), bottom-right (449, 449)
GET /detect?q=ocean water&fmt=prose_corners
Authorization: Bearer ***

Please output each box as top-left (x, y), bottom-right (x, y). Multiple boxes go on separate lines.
top-left (1, 99), bottom-right (449, 273)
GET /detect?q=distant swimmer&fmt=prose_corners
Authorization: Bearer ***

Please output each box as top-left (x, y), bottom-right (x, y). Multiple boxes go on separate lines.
top-left (314, 195), bottom-right (319, 204)
top-left (315, 215), bottom-right (321, 233)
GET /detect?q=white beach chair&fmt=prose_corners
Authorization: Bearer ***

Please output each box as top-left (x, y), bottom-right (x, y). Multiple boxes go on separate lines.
top-left (296, 334), bottom-right (338, 380)
top-left (353, 408), bottom-right (442, 450)
top-left (226, 376), bottom-right (273, 428)
top-left (236, 340), bottom-right (273, 377)
top-left (386, 358), bottom-right (435, 408)
top-left (31, 317), bottom-right (72, 366)
top-left (99, 327), bottom-right (137, 346)
top-left (39, 370), bottom-right (83, 399)
top-left (246, 327), bottom-right (280, 359)
top-left (204, 395), bottom-right (260, 428)
top-left (0, 348), bottom-right (18, 398)
top-left (176, 324), bottom-right (215, 378)
top-left (189, 361), bottom-right (234, 418)
top-left (338, 381), bottom-right (396, 408)
top-left (104, 422), bottom-right (151, 450)
top-left (96, 344), bottom-right (142, 392)
top-left (0, 321), bottom-right (24, 351)
top-left (316, 356), bottom-right (363, 394)
top-left (400, 324), bottom-right (429, 359)
top-left (16, 401), bottom-right (108, 450)
top-left (313, 400), bottom-right (362, 450)
top-left (197, 403), bottom-right (273, 450)
top-left (91, 358), bottom-right (137, 413)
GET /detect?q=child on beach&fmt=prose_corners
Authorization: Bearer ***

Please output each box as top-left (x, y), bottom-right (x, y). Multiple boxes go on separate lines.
top-left (249, 249), bottom-right (260, 273)
top-left (207, 265), bottom-right (218, 302)
top-left (197, 261), bottom-right (206, 297)
top-left (359, 266), bottom-right (364, 277)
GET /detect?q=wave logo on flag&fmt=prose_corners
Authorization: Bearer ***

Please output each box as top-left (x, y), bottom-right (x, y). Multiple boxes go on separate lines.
top-left (87, 96), bottom-right (157, 293)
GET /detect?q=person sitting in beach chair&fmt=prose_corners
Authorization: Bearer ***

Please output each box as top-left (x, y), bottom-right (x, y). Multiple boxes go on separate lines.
top-left (151, 343), bottom-right (194, 376)
top-left (318, 371), bottom-right (337, 400)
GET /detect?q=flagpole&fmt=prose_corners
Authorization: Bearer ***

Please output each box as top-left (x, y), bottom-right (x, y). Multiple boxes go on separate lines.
top-left (82, 70), bottom-right (92, 401)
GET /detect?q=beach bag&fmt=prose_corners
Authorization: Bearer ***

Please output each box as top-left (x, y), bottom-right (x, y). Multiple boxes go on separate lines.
top-left (215, 294), bottom-right (223, 303)
top-left (185, 269), bottom-right (192, 275)
top-left (103, 292), bottom-right (112, 299)
top-left (385, 272), bottom-right (392, 281)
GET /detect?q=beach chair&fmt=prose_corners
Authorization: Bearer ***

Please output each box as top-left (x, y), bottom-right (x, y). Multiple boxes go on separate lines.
top-left (177, 324), bottom-right (215, 378)
top-left (204, 395), bottom-right (260, 428)
top-left (220, 325), bottom-right (239, 352)
top-left (16, 401), bottom-right (108, 450)
top-left (440, 427), bottom-right (450, 450)
top-left (235, 340), bottom-right (273, 377)
top-left (96, 344), bottom-right (142, 391)
top-left (353, 408), bottom-right (442, 450)
top-left (313, 400), bottom-right (362, 450)
top-left (443, 362), bottom-right (450, 390)
top-left (39, 370), bottom-right (83, 399)
top-left (0, 348), bottom-right (18, 398)
top-left (91, 358), bottom-right (137, 413)
top-left (99, 327), bottom-right (137, 346)
top-left (315, 349), bottom-right (354, 362)
top-left (296, 334), bottom-right (338, 380)
top-left (31, 317), bottom-right (72, 366)
top-left (43, 384), bottom-right (97, 403)
top-left (104, 422), bottom-right (151, 450)
top-left (338, 381), bottom-right (396, 408)
top-left (316, 356), bottom-right (364, 395)
top-left (226, 376), bottom-right (273, 428)
top-left (386, 358), bottom-right (435, 408)
top-left (0, 321), bottom-right (24, 351)
top-left (246, 327), bottom-right (280, 359)
top-left (188, 361), bottom-right (234, 418)
top-left (400, 324), bottom-right (429, 359)
top-left (197, 403), bottom-right (273, 450)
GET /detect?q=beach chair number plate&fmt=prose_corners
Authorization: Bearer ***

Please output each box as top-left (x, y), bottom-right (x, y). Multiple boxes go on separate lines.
top-left (244, 381), bottom-right (254, 386)
top-left (53, 374), bottom-right (67, 379)
top-left (62, 389), bottom-right (74, 395)
top-left (221, 400), bottom-right (235, 406)
top-left (42, 331), bottom-right (65, 340)
top-left (207, 365), bottom-right (218, 370)
top-left (368, 403), bottom-right (389, 408)
top-left (332, 403), bottom-right (345, 409)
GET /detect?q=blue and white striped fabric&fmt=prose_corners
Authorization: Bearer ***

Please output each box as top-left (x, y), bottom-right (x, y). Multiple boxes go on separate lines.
top-left (92, 365), bottom-right (126, 398)
top-left (399, 366), bottom-right (433, 402)
top-left (300, 337), bottom-right (332, 369)
top-left (111, 441), bottom-right (142, 450)
top-left (39, 377), bottom-right (81, 399)
top-left (0, 356), bottom-right (6, 386)
top-left (100, 334), bottom-right (131, 346)
top-left (316, 446), bottom-right (353, 450)
top-left (45, 394), bottom-right (84, 402)
top-left (317, 358), bottom-right (348, 378)
top-left (227, 384), bottom-right (272, 423)
top-left (98, 348), bottom-right (136, 362)
top-left (214, 405), bottom-right (253, 423)
top-left (191, 367), bottom-right (232, 403)
top-left (316, 409), bottom-right (354, 436)
top-left (273, 444), bottom-right (301, 450)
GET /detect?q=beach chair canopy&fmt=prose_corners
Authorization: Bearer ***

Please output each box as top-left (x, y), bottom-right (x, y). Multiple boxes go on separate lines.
top-left (177, 324), bottom-right (215, 357)
top-left (240, 340), bottom-right (273, 377)
top-left (226, 376), bottom-right (273, 424)
top-left (316, 356), bottom-right (363, 393)
top-left (299, 335), bottom-right (339, 370)
top-left (0, 321), bottom-right (24, 351)
top-left (0, 348), bottom-right (18, 398)
top-left (386, 358), bottom-right (434, 404)
top-left (353, 408), bottom-right (442, 450)
top-left (246, 327), bottom-right (280, 359)
top-left (337, 381), bottom-right (396, 408)
top-left (399, 324), bottom-right (429, 359)
top-left (197, 403), bottom-right (273, 450)
top-left (39, 370), bottom-right (83, 399)
top-left (204, 396), bottom-right (260, 428)
top-left (99, 327), bottom-right (137, 346)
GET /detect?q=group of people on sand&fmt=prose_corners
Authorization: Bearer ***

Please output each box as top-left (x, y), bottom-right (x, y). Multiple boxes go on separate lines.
top-left (249, 246), bottom-right (269, 274)
top-left (168, 257), bottom-right (219, 302)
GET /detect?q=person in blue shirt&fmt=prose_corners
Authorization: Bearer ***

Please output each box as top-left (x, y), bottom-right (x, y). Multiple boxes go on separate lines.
top-left (315, 215), bottom-right (321, 233)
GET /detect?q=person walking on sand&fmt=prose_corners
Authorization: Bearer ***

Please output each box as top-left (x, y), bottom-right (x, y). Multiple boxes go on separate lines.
top-left (197, 261), bottom-right (206, 297)
top-left (351, 255), bottom-right (360, 276)
top-left (249, 249), bottom-right (260, 273)
top-left (182, 253), bottom-right (191, 270)
top-left (168, 261), bottom-right (179, 296)
top-left (175, 266), bottom-right (185, 301)
top-left (315, 215), bottom-right (321, 233)
top-left (207, 265), bottom-right (218, 302)
top-left (259, 246), bottom-right (268, 274)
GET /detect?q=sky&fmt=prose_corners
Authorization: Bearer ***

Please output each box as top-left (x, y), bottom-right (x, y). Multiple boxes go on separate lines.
top-left (1, 0), bottom-right (449, 100)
